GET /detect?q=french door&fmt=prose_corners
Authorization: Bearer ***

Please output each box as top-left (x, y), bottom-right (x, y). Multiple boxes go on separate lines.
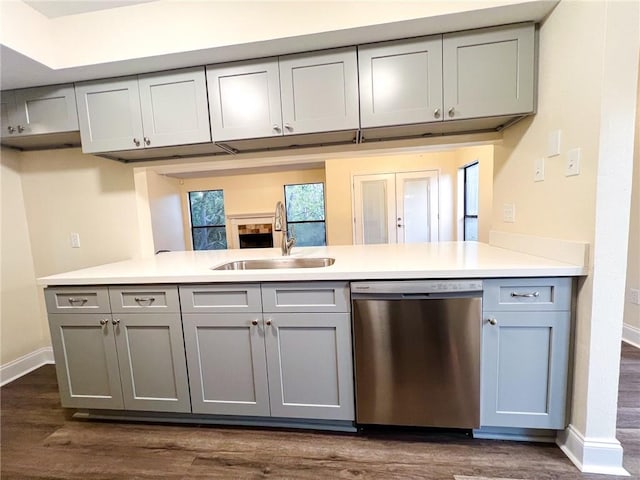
top-left (353, 170), bottom-right (439, 245)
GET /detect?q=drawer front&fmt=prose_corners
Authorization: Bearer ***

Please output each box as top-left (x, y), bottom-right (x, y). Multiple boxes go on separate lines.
top-left (45, 287), bottom-right (111, 314)
top-left (179, 284), bottom-right (262, 313)
top-left (261, 282), bottom-right (350, 313)
top-left (109, 286), bottom-right (180, 313)
top-left (483, 278), bottom-right (572, 312)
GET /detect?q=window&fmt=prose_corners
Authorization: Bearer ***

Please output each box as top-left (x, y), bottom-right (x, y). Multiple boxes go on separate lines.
top-left (188, 190), bottom-right (228, 250)
top-left (463, 162), bottom-right (479, 241)
top-left (284, 183), bottom-right (326, 246)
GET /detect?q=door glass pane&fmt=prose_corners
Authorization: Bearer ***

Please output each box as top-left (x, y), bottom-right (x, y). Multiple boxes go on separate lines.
top-left (362, 180), bottom-right (388, 244)
top-left (464, 217), bottom-right (478, 241)
top-left (402, 178), bottom-right (430, 243)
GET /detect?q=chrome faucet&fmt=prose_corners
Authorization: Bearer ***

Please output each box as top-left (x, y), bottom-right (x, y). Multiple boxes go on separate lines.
top-left (274, 201), bottom-right (295, 256)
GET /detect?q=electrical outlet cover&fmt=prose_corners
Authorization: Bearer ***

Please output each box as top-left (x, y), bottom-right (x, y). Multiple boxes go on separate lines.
top-left (566, 148), bottom-right (581, 176)
top-left (534, 157), bottom-right (545, 182)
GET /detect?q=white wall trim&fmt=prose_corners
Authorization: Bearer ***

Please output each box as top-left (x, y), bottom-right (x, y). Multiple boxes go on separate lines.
top-left (557, 424), bottom-right (629, 476)
top-left (622, 323), bottom-right (640, 349)
top-left (489, 230), bottom-right (590, 268)
top-left (0, 347), bottom-right (54, 387)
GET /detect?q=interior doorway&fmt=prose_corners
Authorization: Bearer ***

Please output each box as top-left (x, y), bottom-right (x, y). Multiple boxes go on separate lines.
top-left (352, 170), bottom-right (439, 245)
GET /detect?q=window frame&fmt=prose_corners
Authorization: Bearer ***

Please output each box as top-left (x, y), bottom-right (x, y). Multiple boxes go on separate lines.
top-left (463, 162), bottom-right (479, 241)
top-left (283, 182), bottom-right (327, 247)
top-left (188, 189), bottom-right (228, 250)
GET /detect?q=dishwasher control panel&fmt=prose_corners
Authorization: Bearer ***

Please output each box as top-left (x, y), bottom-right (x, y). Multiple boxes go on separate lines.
top-left (351, 279), bottom-right (483, 295)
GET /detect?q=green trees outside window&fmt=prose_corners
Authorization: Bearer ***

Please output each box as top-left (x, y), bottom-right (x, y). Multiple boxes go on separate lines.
top-left (284, 183), bottom-right (326, 246)
top-left (189, 190), bottom-right (228, 250)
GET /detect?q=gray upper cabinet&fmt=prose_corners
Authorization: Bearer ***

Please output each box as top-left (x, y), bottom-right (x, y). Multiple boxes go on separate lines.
top-left (1, 84), bottom-right (78, 138)
top-left (279, 47), bottom-right (359, 135)
top-left (207, 59), bottom-right (283, 142)
top-left (207, 48), bottom-right (359, 143)
top-left (443, 23), bottom-right (535, 120)
top-left (76, 67), bottom-right (210, 153)
top-left (75, 76), bottom-right (144, 153)
top-left (359, 36), bottom-right (443, 128)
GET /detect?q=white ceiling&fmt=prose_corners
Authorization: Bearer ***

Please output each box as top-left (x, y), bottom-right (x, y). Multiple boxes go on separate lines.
top-left (24, 1), bottom-right (155, 18)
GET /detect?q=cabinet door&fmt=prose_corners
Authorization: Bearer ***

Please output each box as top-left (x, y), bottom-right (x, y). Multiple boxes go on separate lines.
top-left (182, 313), bottom-right (270, 416)
top-left (207, 59), bottom-right (283, 142)
top-left (48, 313), bottom-right (124, 410)
top-left (264, 313), bottom-right (354, 420)
top-left (12, 84), bottom-right (79, 136)
top-left (279, 47), bottom-right (359, 135)
top-left (75, 76), bottom-right (144, 153)
top-left (443, 23), bottom-right (535, 120)
top-left (112, 313), bottom-right (191, 413)
top-left (1, 91), bottom-right (17, 138)
top-left (138, 67), bottom-right (211, 148)
top-left (359, 36), bottom-right (443, 128)
top-left (481, 310), bottom-right (570, 429)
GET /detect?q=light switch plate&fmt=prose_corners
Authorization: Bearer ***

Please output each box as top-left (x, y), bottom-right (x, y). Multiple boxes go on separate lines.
top-left (503, 203), bottom-right (516, 223)
top-left (566, 148), bottom-right (581, 176)
top-left (548, 130), bottom-right (561, 157)
top-left (70, 232), bottom-right (80, 248)
top-left (534, 157), bottom-right (545, 182)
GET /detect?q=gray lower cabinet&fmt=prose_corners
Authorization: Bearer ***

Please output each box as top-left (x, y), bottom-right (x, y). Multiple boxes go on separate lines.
top-left (46, 286), bottom-right (190, 413)
top-left (481, 278), bottom-right (572, 429)
top-left (180, 282), bottom-right (354, 422)
top-left (75, 67), bottom-right (210, 153)
top-left (1, 84), bottom-right (79, 138)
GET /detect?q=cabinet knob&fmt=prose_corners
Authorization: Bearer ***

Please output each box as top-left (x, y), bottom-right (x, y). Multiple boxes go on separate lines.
top-left (434, 108), bottom-right (441, 119)
top-left (144, 137), bottom-right (151, 146)
top-left (272, 124), bottom-right (281, 132)
top-left (16, 125), bottom-right (25, 133)
top-left (265, 319), bottom-right (272, 326)
top-left (100, 318), bottom-right (109, 326)
top-left (133, 138), bottom-right (140, 147)
top-left (251, 319), bottom-right (259, 326)
top-left (487, 318), bottom-right (498, 326)
top-left (7, 126), bottom-right (15, 134)
top-left (448, 107), bottom-right (455, 117)
top-left (283, 124), bottom-right (293, 132)
top-left (112, 318), bottom-right (121, 326)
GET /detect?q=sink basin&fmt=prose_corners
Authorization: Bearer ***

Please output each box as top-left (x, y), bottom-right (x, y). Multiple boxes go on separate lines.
top-left (212, 257), bottom-right (335, 270)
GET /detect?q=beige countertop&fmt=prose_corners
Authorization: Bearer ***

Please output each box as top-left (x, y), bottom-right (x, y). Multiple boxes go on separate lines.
top-left (37, 242), bottom-right (587, 286)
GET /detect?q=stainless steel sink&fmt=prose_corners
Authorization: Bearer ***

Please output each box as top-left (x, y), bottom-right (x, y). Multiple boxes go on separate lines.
top-left (212, 257), bottom-right (335, 270)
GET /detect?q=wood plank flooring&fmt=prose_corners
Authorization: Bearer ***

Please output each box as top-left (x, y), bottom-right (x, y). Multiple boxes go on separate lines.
top-left (2, 343), bottom-right (638, 480)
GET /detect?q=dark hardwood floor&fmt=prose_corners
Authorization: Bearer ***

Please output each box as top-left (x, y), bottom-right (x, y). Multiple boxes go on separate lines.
top-left (2, 343), bottom-right (638, 480)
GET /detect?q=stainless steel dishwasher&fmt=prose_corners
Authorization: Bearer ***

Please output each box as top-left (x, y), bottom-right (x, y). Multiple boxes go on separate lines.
top-left (351, 279), bottom-right (482, 429)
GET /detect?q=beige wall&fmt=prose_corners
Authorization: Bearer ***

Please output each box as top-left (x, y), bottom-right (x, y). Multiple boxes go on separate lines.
top-left (179, 168), bottom-right (325, 249)
top-left (492, 0), bottom-right (639, 447)
top-left (455, 145), bottom-right (494, 243)
top-left (624, 73), bottom-right (640, 333)
top-left (0, 148), bottom-right (47, 365)
top-left (325, 150), bottom-right (475, 245)
top-left (146, 171), bottom-right (186, 253)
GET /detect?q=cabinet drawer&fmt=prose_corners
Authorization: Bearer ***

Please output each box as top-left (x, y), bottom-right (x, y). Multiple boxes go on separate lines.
top-left (45, 287), bottom-right (111, 314)
top-left (483, 278), bottom-right (571, 312)
top-left (109, 286), bottom-right (179, 313)
top-left (179, 284), bottom-right (262, 313)
top-left (261, 282), bottom-right (350, 313)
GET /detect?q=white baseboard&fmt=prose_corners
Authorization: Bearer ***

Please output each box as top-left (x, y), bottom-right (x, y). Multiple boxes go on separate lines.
top-left (622, 323), bottom-right (640, 348)
top-left (557, 424), bottom-right (629, 476)
top-left (0, 347), bottom-right (54, 387)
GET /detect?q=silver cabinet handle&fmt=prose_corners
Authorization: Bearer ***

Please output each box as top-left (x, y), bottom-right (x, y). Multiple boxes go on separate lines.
top-left (144, 137), bottom-right (150, 146)
top-left (510, 291), bottom-right (540, 298)
top-left (487, 318), bottom-right (498, 326)
top-left (251, 319), bottom-right (259, 326)
top-left (7, 126), bottom-right (15, 134)
top-left (434, 108), bottom-right (441, 119)
top-left (134, 296), bottom-right (155, 303)
top-left (133, 138), bottom-right (140, 146)
top-left (67, 297), bottom-right (88, 305)
top-left (17, 125), bottom-right (25, 133)
top-left (272, 124), bottom-right (281, 132)
top-left (265, 319), bottom-right (272, 326)
top-left (112, 319), bottom-right (120, 326)
top-left (283, 123), bottom-right (293, 132)
top-left (448, 107), bottom-right (455, 117)
top-left (100, 318), bottom-right (109, 326)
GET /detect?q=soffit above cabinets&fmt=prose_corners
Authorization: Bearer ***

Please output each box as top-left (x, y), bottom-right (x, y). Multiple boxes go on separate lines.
top-left (1, 1), bottom-right (558, 90)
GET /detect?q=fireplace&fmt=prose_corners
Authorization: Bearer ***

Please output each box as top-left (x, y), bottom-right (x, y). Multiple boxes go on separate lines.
top-left (238, 223), bottom-right (274, 249)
